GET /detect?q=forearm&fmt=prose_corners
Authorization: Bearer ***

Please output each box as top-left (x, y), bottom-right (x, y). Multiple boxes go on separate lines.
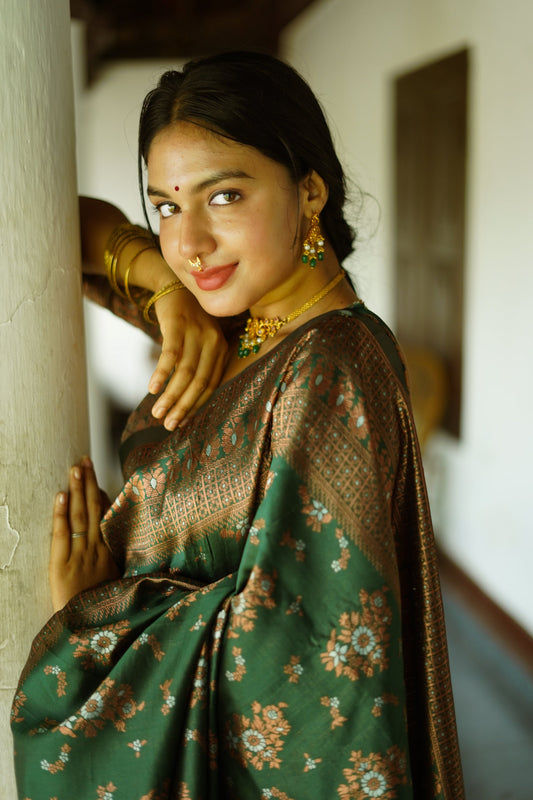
top-left (79, 196), bottom-right (175, 293)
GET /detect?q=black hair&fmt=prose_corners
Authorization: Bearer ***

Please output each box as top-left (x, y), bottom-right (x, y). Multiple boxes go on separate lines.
top-left (138, 50), bottom-right (355, 263)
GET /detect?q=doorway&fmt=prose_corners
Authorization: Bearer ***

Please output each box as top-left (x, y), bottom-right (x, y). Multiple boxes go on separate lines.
top-left (394, 49), bottom-right (468, 438)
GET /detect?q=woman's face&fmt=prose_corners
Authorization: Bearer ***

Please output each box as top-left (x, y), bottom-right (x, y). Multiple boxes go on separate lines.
top-left (146, 121), bottom-right (311, 318)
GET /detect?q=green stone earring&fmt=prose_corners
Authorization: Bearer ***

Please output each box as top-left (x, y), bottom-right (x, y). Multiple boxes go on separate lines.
top-left (301, 212), bottom-right (325, 268)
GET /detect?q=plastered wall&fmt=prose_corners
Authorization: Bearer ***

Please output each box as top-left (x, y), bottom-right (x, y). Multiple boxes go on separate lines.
top-left (0, 2), bottom-right (88, 794)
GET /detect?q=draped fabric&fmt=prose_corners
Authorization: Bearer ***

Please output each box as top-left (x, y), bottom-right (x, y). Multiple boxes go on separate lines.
top-left (12, 302), bottom-right (464, 800)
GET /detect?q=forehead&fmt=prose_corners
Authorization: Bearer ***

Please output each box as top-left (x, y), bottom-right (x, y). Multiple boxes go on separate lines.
top-left (146, 121), bottom-right (286, 184)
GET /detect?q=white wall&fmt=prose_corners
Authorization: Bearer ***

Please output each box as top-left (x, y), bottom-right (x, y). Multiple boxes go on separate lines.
top-left (283, 0), bottom-right (533, 634)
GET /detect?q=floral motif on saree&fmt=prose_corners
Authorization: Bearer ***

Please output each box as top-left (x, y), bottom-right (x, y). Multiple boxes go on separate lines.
top-left (12, 303), bottom-right (464, 799)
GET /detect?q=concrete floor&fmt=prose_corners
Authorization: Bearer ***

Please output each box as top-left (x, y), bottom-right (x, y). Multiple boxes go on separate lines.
top-left (442, 589), bottom-right (533, 800)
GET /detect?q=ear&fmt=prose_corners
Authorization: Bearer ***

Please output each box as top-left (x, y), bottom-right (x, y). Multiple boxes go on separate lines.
top-left (300, 170), bottom-right (329, 218)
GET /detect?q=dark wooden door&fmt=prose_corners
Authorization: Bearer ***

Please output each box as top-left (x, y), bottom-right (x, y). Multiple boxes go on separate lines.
top-left (394, 49), bottom-right (468, 437)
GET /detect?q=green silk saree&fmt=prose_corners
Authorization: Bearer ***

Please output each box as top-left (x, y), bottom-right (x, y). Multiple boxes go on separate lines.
top-left (12, 301), bottom-right (464, 799)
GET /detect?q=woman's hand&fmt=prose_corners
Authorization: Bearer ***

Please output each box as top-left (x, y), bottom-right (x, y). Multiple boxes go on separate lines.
top-left (149, 289), bottom-right (229, 430)
top-left (49, 457), bottom-right (120, 613)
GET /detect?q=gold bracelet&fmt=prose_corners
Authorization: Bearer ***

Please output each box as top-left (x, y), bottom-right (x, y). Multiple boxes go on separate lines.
top-left (123, 244), bottom-right (156, 304)
top-left (143, 280), bottom-right (185, 324)
top-left (104, 223), bottom-right (155, 298)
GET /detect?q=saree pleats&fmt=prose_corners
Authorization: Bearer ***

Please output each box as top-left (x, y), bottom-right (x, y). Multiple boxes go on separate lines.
top-left (12, 305), bottom-right (464, 799)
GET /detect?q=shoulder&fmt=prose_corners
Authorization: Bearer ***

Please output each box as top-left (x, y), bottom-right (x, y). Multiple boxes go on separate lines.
top-left (288, 303), bottom-right (408, 393)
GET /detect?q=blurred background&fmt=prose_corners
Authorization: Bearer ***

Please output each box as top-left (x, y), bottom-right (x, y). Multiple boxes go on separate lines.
top-left (70, 2), bottom-right (533, 797)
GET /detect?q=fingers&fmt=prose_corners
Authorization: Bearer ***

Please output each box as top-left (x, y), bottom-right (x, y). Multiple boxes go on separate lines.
top-left (166, 336), bottom-right (227, 428)
top-left (68, 463), bottom-right (89, 544)
top-left (49, 459), bottom-right (119, 612)
top-left (82, 457), bottom-right (105, 545)
top-left (152, 329), bottom-right (228, 430)
top-left (148, 340), bottom-right (184, 396)
top-left (51, 491), bottom-right (72, 565)
top-left (59, 458), bottom-right (104, 553)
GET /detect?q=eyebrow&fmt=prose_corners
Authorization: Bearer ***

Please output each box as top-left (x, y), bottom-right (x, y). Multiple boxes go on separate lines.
top-left (147, 169), bottom-right (254, 198)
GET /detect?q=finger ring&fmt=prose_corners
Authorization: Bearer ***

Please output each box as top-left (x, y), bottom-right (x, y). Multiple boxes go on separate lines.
top-left (71, 531), bottom-right (88, 538)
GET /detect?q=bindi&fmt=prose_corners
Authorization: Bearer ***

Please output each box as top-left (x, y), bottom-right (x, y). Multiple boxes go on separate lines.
top-left (174, 185), bottom-right (179, 191)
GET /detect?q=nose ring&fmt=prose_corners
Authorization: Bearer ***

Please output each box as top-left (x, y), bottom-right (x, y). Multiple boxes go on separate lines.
top-left (189, 256), bottom-right (203, 273)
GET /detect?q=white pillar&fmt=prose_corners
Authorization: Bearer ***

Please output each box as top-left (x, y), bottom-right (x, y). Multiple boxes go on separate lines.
top-left (0, 1), bottom-right (89, 795)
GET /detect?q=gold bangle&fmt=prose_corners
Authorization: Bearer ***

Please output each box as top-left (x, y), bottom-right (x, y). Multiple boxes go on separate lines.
top-left (143, 280), bottom-right (185, 324)
top-left (104, 223), bottom-right (155, 298)
top-left (123, 244), bottom-right (156, 304)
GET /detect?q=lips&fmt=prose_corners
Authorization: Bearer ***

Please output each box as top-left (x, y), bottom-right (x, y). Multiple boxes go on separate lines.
top-left (192, 262), bottom-right (238, 291)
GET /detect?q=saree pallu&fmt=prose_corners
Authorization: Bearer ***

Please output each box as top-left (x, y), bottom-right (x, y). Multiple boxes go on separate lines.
top-left (12, 304), bottom-right (464, 799)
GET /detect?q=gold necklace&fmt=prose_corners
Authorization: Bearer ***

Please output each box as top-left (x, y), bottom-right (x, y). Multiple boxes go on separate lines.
top-left (238, 270), bottom-right (345, 358)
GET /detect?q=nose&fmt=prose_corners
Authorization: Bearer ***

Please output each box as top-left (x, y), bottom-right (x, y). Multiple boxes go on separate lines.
top-left (177, 209), bottom-right (216, 262)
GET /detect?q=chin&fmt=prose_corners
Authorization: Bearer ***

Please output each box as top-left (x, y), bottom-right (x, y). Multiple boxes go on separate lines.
top-left (196, 294), bottom-right (248, 319)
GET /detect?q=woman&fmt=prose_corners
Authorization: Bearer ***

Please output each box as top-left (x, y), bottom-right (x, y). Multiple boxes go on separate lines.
top-left (12, 52), bottom-right (464, 799)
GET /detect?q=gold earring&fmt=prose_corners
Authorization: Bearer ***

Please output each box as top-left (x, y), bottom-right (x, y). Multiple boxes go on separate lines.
top-left (188, 256), bottom-right (203, 273)
top-left (301, 212), bottom-right (325, 268)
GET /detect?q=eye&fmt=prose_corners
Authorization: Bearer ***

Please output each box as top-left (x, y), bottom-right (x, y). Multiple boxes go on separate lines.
top-left (156, 202), bottom-right (177, 218)
top-left (210, 190), bottom-right (241, 206)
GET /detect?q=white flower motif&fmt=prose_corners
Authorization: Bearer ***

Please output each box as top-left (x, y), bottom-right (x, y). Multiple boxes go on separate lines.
top-left (62, 715), bottom-right (77, 731)
top-left (305, 756), bottom-right (319, 770)
top-left (59, 750), bottom-right (69, 763)
top-left (331, 560), bottom-right (341, 572)
top-left (232, 595), bottom-right (246, 615)
top-left (40, 759), bottom-right (51, 771)
top-left (225, 671), bottom-right (236, 682)
top-left (310, 499), bottom-right (329, 521)
top-left (80, 692), bottom-right (104, 719)
top-left (235, 654), bottom-right (245, 666)
top-left (360, 769), bottom-right (388, 797)
top-left (121, 700), bottom-right (133, 715)
top-left (351, 625), bottom-right (377, 655)
top-left (295, 539), bottom-right (306, 551)
top-left (90, 630), bottom-right (118, 655)
top-left (339, 536), bottom-right (349, 548)
top-left (50, 665), bottom-right (61, 675)
top-left (330, 696), bottom-right (340, 709)
top-left (185, 729), bottom-right (195, 741)
top-left (166, 696), bottom-right (176, 709)
top-left (242, 728), bottom-right (266, 753)
top-left (293, 663), bottom-right (304, 675)
top-left (328, 642), bottom-right (348, 666)
top-left (137, 632), bottom-right (149, 645)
